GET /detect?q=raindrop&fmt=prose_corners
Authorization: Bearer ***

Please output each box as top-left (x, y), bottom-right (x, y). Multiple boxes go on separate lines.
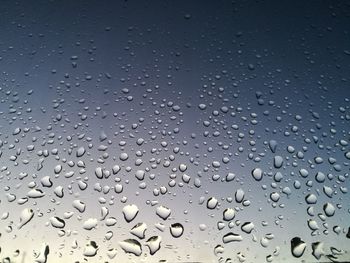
top-left (323, 186), bottom-right (333, 198)
top-left (40, 176), bottom-right (52, 187)
top-left (307, 219), bottom-right (319, 231)
top-left (119, 239), bottom-right (142, 256)
top-left (323, 203), bottom-right (335, 217)
top-left (223, 208), bottom-right (235, 221)
top-left (83, 241), bottom-right (98, 257)
top-left (252, 168), bottom-right (263, 181)
top-left (270, 192), bottom-right (280, 202)
top-left (35, 244), bottom-right (49, 263)
top-left (311, 242), bottom-right (324, 260)
top-left (50, 217), bottom-right (65, 228)
top-left (130, 222), bottom-right (147, 239)
top-left (76, 146), bottom-right (86, 157)
top-left (214, 244), bottom-right (224, 255)
top-left (83, 218), bottom-right (98, 230)
top-left (290, 237), bottom-right (306, 258)
top-left (269, 140), bottom-right (277, 153)
top-left (146, 236), bottom-right (162, 255)
top-left (170, 223), bottom-right (184, 238)
top-left (119, 152), bottom-right (129, 161)
top-left (235, 189), bottom-right (245, 203)
top-left (18, 208), bottom-right (34, 229)
top-left (305, 194), bottom-right (317, 204)
top-left (315, 172), bottom-right (326, 183)
top-left (122, 204), bottom-right (139, 222)
top-left (273, 156), bottom-right (283, 169)
top-left (72, 200), bottom-right (86, 213)
top-left (207, 197), bottom-right (218, 209)
top-left (241, 222), bottom-right (254, 234)
top-left (222, 232), bottom-right (243, 243)
top-left (156, 205), bottom-right (171, 220)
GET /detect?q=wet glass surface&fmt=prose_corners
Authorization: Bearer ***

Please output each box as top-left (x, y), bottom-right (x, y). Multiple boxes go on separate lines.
top-left (0, 0), bottom-right (349, 262)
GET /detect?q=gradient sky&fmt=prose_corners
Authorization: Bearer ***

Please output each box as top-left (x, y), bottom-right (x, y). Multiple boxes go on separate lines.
top-left (0, 0), bottom-right (349, 262)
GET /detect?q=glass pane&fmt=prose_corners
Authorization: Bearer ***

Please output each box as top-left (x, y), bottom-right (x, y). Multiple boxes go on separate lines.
top-left (0, 1), bottom-right (349, 262)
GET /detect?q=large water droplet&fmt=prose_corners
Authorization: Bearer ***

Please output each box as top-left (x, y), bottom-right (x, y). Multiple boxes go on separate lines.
top-left (273, 156), bottom-right (283, 169)
top-left (119, 239), bottom-right (142, 256)
top-left (252, 168), bottom-right (263, 181)
top-left (241, 222), bottom-right (254, 234)
top-left (18, 208), bottom-right (34, 229)
top-left (50, 217), bottom-right (65, 228)
top-left (223, 208), bottom-right (235, 221)
top-left (311, 242), bottom-right (324, 260)
top-left (170, 223), bottom-right (184, 238)
top-left (83, 241), bottom-right (98, 257)
top-left (323, 202), bottom-right (335, 217)
top-left (130, 222), bottom-right (147, 239)
top-left (222, 232), bottom-right (243, 243)
top-left (291, 237), bottom-right (306, 258)
top-left (207, 197), bottom-right (218, 209)
top-left (122, 204), bottom-right (139, 222)
top-left (146, 236), bottom-right (162, 255)
top-left (156, 205), bottom-right (171, 220)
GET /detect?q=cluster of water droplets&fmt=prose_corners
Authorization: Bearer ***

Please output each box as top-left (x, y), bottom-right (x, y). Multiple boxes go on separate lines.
top-left (0, 1), bottom-right (349, 262)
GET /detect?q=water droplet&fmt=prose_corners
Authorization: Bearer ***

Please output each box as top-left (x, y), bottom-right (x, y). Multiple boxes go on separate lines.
top-left (179, 163), bottom-right (187, 172)
top-left (241, 222), bottom-right (254, 234)
top-left (40, 176), bottom-right (52, 187)
top-left (222, 232), bottom-right (243, 243)
top-left (182, 173), bottom-right (191, 183)
top-left (198, 103), bottom-right (207, 110)
top-left (214, 244), bottom-right (224, 255)
top-left (130, 222), bottom-right (147, 239)
top-left (269, 140), bottom-right (278, 153)
top-left (27, 188), bottom-right (45, 198)
top-left (18, 208), bottom-right (34, 229)
top-left (323, 186), bottom-right (333, 198)
top-left (207, 197), bottom-right (218, 209)
top-left (72, 200), bottom-right (86, 213)
top-left (119, 239), bottom-right (142, 256)
top-left (235, 189), bottom-right (245, 203)
top-left (274, 172), bottom-right (283, 182)
top-left (252, 168), bottom-right (263, 181)
top-left (323, 202), bottom-right (335, 217)
top-left (305, 194), bottom-right (317, 204)
top-left (307, 219), bottom-right (319, 231)
top-left (299, 169), bottom-right (309, 178)
top-left (311, 242), bottom-right (324, 260)
top-left (83, 218), bottom-right (98, 230)
top-left (50, 217), bottom-right (65, 228)
top-left (270, 192), bottom-right (280, 202)
top-left (315, 171), bottom-right (326, 183)
top-left (83, 241), bottom-right (98, 257)
top-left (170, 223), bottom-right (184, 238)
top-left (223, 208), bottom-right (235, 221)
top-left (35, 244), bottom-right (50, 263)
top-left (135, 169), bottom-right (145, 180)
top-left (122, 204), bottom-right (139, 222)
top-left (273, 156), bottom-right (283, 169)
top-left (76, 146), bottom-right (86, 157)
top-left (290, 237), bottom-right (306, 258)
top-left (226, 172), bottom-right (236, 182)
top-left (119, 152), bottom-right (129, 161)
top-left (156, 205), bottom-right (171, 220)
top-left (146, 236), bottom-right (162, 255)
